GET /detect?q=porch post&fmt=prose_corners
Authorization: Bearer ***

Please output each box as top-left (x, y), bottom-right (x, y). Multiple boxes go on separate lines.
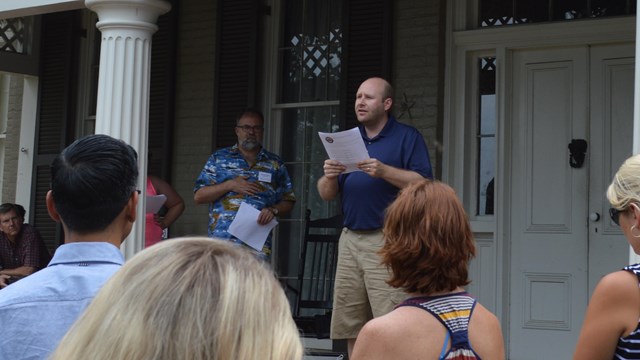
top-left (85, 0), bottom-right (171, 259)
top-left (632, 2), bottom-right (640, 263)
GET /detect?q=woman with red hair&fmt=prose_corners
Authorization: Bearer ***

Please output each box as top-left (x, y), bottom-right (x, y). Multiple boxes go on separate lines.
top-left (352, 180), bottom-right (504, 360)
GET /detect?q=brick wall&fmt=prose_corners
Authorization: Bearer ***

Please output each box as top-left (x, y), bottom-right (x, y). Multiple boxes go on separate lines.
top-left (170, 0), bottom-right (217, 237)
top-left (2, 74), bottom-right (23, 203)
top-left (392, 0), bottom-right (444, 178)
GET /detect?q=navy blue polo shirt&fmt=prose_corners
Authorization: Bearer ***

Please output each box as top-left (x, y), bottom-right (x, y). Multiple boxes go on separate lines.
top-left (339, 117), bottom-right (432, 230)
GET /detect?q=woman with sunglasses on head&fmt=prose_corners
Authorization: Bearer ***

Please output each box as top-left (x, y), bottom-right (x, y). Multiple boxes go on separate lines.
top-left (573, 154), bottom-right (640, 360)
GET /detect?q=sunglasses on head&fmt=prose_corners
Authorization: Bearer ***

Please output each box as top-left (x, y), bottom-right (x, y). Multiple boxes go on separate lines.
top-left (609, 207), bottom-right (624, 226)
top-left (610, 204), bottom-right (639, 226)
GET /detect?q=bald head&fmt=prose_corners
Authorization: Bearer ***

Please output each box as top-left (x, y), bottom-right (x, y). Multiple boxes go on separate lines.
top-left (362, 77), bottom-right (393, 101)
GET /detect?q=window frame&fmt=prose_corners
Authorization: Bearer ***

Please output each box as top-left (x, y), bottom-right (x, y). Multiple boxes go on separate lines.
top-left (74, 10), bottom-right (99, 138)
top-left (264, 0), bottom-right (344, 284)
top-left (463, 50), bottom-right (498, 223)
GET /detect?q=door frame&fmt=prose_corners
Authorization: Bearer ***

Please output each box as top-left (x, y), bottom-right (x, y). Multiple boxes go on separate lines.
top-left (0, 17), bottom-right (41, 212)
top-left (444, 0), bottom-right (635, 353)
top-left (16, 76), bottom-right (38, 211)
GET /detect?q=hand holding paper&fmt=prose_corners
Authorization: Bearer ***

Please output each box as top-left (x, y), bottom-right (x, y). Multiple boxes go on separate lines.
top-left (318, 127), bottom-right (370, 173)
top-left (228, 202), bottom-right (278, 251)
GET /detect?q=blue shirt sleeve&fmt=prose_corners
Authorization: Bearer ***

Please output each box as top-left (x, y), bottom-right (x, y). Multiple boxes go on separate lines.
top-left (194, 154), bottom-right (218, 193)
top-left (275, 160), bottom-right (296, 202)
top-left (404, 128), bottom-right (433, 179)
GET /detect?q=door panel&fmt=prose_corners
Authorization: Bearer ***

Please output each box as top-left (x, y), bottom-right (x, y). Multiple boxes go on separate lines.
top-left (510, 47), bottom-right (589, 359)
top-left (508, 44), bottom-right (634, 359)
top-left (588, 44), bottom-right (634, 295)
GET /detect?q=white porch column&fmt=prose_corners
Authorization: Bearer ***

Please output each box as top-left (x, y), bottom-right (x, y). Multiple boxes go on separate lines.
top-left (632, 2), bottom-right (640, 264)
top-left (85, 0), bottom-right (171, 259)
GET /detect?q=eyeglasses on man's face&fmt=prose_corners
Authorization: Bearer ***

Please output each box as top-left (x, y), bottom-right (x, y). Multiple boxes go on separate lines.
top-left (236, 125), bottom-right (264, 132)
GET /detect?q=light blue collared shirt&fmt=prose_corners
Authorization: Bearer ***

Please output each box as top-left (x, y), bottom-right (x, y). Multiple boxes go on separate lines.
top-left (0, 242), bottom-right (125, 360)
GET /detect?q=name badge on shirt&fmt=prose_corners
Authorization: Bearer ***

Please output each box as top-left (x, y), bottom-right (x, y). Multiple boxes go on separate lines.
top-left (258, 171), bottom-right (272, 183)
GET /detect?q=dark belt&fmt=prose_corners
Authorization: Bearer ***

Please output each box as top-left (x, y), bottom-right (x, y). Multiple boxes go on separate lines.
top-left (346, 228), bottom-right (381, 234)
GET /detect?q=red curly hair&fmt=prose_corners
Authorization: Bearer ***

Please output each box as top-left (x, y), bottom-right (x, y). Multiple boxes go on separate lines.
top-left (381, 180), bottom-right (475, 294)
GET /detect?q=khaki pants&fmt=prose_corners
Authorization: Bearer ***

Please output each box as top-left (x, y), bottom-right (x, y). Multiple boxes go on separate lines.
top-left (330, 228), bottom-right (407, 339)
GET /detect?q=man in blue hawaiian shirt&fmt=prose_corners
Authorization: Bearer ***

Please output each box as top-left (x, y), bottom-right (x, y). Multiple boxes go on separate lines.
top-left (194, 109), bottom-right (296, 261)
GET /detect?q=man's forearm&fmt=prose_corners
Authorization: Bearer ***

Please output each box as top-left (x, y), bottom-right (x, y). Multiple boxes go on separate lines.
top-left (380, 165), bottom-right (427, 189)
top-left (317, 176), bottom-right (339, 201)
top-left (0, 266), bottom-right (36, 277)
top-left (194, 182), bottom-right (232, 204)
top-left (271, 200), bottom-right (295, 216)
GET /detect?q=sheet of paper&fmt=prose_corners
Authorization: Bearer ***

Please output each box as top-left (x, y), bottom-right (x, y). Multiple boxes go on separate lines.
top-left (318, 127), bottom-right (370, 173)
top-left (146, 194), bottom-right (167, 214)
top-left (228, 202), bottom-right (278, 251)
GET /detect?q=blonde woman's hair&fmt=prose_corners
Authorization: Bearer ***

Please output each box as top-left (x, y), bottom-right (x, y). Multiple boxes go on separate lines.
top-left (607, 154), bottom-right (640, 210)
top-left (50, 238), bottom-right (303, 360)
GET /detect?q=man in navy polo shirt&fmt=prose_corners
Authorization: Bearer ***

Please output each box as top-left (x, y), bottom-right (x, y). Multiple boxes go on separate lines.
top-left (317, 77), bottom-right (432, 356)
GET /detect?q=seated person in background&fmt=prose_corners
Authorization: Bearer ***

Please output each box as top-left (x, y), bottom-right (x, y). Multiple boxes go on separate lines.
top-left (145, 175), bottom-right (185, 247)
top-left (351, 180), bottom-right (505, 360)
top-left (0, 203), bottom-right (51, 287)
top-left (50, 237), bottom-right (303, 360)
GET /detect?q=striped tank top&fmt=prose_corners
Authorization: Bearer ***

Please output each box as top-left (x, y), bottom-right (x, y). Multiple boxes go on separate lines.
top-left (395, 292), bottom-right (481, 360)
top-left (614, 263), bottom-right (640, 359)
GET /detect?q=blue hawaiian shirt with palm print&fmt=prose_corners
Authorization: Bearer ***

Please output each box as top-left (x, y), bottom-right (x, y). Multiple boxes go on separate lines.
top-left (194, 144), bottom-right (295, 260)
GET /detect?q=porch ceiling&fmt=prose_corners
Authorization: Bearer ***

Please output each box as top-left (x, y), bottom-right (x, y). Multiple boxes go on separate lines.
top-left (0, 0), bottom-right (83, 19)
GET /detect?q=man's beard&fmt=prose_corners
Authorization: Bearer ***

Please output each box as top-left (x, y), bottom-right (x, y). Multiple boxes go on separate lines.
top-left (241, 139), bottom-right (261, 151)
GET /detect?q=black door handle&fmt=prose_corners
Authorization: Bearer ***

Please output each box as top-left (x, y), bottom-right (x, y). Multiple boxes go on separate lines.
top-left (568, 139), bottom-right (587, 168)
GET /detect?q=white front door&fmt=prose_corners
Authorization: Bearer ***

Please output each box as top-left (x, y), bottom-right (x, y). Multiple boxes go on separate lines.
top-left (508, 44), bottom-right (633, 359)
top-left (587, 44), bottom-right (635, 294)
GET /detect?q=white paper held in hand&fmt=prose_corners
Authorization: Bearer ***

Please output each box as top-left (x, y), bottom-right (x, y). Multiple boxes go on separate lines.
top-left (146, 194), bottom-right (167, 214)
top-left (318, 127), bottom-right (370, 173)
top-left (228, 202), bottom-right (278, 251)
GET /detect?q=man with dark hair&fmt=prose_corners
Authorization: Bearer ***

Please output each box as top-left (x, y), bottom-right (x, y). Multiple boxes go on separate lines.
top-left (0, 134), bottom-right (139, 359)
top-left (0, 203), bottom-right (51, 287)
top-left (194, 108), bottom-right (296, 261)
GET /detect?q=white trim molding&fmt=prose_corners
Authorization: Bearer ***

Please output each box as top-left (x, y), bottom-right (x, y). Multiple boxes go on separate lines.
top-left (15, 76), bottom-right (38, 209)
top-left (632, 0), bottom-right (640, 264)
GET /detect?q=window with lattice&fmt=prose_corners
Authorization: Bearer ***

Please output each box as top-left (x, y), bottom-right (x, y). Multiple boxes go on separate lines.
top-left (0, 18), bottom-right (32, 54)
top-left (480, 0), bottom-right (636, 27)
top-left (279, 0), bottom-right (342, 103)
top-left (275, 0), bottom-right (343, 294)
